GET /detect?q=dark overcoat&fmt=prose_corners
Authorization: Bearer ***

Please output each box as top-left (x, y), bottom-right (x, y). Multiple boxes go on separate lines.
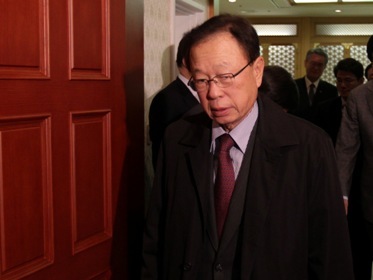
top-left (142, 95), bottom-right (354, 280)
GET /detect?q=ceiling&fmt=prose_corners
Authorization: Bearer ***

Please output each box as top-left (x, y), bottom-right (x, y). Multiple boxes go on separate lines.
top-left (218, 0), bottom-right (373, 17)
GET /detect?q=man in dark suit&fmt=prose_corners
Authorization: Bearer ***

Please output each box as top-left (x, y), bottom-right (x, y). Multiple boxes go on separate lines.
top-left (294, 48), bottom-right (338, 121)
top-left (142, 15), bottom-right (354, 280)
top-left (149, 32), bottom-right (200, 169)
top-left (336, 34), bottom-right (373, 280)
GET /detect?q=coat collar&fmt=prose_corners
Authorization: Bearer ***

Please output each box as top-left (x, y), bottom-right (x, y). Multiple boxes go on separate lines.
top-left (179, 95), bottom-right (299, 148)
top-left (256, 95), bottom-right (300, 148)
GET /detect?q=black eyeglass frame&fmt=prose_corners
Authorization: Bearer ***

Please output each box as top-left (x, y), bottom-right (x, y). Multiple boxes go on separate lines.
top-left (188, 61), bottom-right (252, 91)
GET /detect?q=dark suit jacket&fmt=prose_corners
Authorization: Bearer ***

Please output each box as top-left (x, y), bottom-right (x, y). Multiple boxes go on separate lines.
top-left (142, 95), bottom-right (354, 280)
top-left (295, 77), bottom-right (338, 122)
top-left (149, 77), bottom-right (199, 168)
top-left (314, 96), bottom-right (342, 145)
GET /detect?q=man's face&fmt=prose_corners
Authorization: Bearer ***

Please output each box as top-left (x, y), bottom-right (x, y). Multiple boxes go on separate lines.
top-left (304, 53), bottom-right (327, 82)
top-left (189, 32), bottom-right (264, 132)
top-left (336, 70), bottom-right (363, 100)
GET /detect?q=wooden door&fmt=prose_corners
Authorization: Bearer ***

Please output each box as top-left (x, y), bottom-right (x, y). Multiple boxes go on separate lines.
top-left (0, 0), bottom-right (144, 279)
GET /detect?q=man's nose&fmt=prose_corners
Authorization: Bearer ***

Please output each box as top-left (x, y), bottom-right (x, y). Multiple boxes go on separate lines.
top-left (206, 81), bottom-right (222, 99)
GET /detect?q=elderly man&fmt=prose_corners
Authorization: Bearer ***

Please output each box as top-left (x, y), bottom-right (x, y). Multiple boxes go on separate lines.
top-left (142, 14), bottom-right (353, 280)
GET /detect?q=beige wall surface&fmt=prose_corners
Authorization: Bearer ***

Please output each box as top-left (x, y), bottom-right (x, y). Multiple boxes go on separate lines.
top-left (144, 0), bottom-right (173, 190)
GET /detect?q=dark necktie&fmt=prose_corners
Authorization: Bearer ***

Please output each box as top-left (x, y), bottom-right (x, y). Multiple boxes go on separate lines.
top-left (214, 134), bottom-right (235, 239)
top-left (309, 83), bottom-right (315, 105)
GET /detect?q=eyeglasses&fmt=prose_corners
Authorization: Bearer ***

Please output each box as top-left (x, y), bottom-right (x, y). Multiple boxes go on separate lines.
top-left (188, 61), bottom-right (252, 92)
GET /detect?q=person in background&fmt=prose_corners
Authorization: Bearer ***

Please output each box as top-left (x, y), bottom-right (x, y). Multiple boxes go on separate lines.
top-left (314, 58), bottom-right (364, 145)
top-left (142, 14), bottom-right (354, 280)
top-left (294, 48), bottom-right (338, 121)
top-left (314, 58), bottom-right (367, 280)
top-left (335, 34), bottom-right (373, 280)
top-left (259, 65), bottom-right (299, 113)
top-left (149, 32), bottom-right (200, 170)
top-left (365, 63), bottom-right (373, 81)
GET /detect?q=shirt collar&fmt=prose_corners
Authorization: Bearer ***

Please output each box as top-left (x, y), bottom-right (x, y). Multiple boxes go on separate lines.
top-left (178, 74), bottom-right (200, 102)
top-left (211, 101), bottom-right (258, 153)
top-left (305, 76), bottom-right (320, 89)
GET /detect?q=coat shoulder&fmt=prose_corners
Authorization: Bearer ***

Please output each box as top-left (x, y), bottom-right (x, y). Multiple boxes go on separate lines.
top-left (258, 96), bottom-right (332, 146)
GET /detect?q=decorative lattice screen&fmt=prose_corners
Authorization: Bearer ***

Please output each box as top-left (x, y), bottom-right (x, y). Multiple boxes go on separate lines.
top-left (350, 45), bottom-right (371, 82)
top-left (318, 45), bottom-right (344, 85)
top-left (267, 45), bottom-right (296, 78)
top-left (261, 43), bottom-right (370, 84)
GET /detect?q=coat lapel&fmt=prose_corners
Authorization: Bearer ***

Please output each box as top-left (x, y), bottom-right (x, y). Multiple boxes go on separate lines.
top-left (240, 137), bottom-right (285, 273)
top-left (189, 139), bottom-right (219, 249)
top-left (240, 96), bottom-right (300, 276)
top-left (218, 121), bottom-right (258, 253)
top-left (179, 112), bottom-right (219, 249)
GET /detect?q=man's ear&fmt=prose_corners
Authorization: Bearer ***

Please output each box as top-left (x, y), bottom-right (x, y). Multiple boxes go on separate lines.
top-left (253, 56), bottom-right (265, 88)
top-left (358, 77), bottom-right (364, 85)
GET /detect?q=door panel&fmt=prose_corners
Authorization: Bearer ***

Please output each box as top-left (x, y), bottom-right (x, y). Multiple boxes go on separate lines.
top-left (0, 0), bottom-right (49, 79)
top-left (0, 0), bottom-right (141, 279)
top-left (0, 115), bottom-right (53, 279)
top-left (68, 0), bottom-right (110, 80)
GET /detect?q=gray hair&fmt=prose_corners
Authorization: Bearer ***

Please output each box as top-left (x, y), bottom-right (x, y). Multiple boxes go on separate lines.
top-left (305, 48), bottom-right (329, 65)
